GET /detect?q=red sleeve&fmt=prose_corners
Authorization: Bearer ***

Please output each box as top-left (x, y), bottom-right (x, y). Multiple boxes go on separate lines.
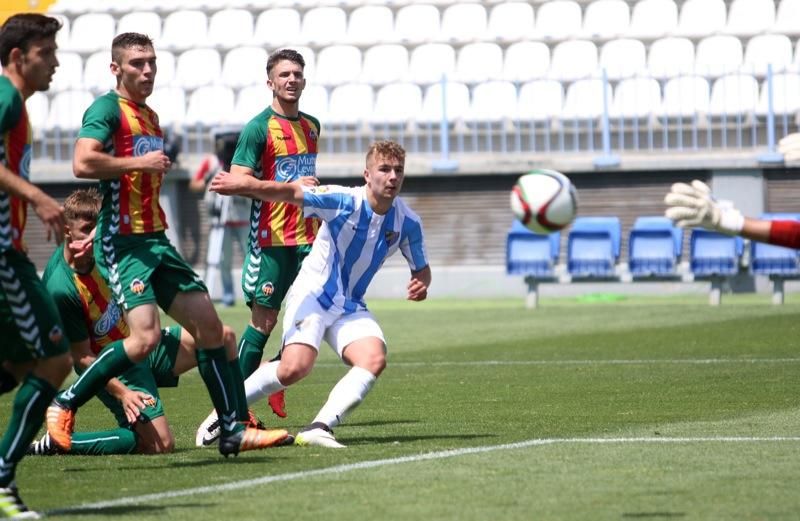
top-left (192, 156), bottom-right (213, 182)
top-left (768, 220), bottom-right (800, 249)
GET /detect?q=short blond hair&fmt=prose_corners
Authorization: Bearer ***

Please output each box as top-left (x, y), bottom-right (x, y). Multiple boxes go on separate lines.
top-left (63, 188), bottom-right (101, 223)
top-left (366, 140), bottom-right (405, 166)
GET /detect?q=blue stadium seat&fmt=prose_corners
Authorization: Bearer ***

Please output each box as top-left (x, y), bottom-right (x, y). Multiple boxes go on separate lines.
top-left (689, 229), bottom-right (743, 277)
top-left (628, 216), bottom-right (683, 277)
top-left (506, 220), bottom-right (560, 278)
top-left (750, 213), bottom-right (800, 277)
top-left (567, 216), bottom-right (621, 278)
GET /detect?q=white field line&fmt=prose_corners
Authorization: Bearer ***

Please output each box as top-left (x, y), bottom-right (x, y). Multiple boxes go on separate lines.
top-left (47, 436), bottom-right (800, 516)
top-left (316, 358), bottom-right (800, 368)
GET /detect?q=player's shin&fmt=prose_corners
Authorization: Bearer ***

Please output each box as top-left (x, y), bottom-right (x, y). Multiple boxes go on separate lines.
top-left (312, 366), bottom-right (376, 429)
top-left (56, 340), bottom-right (133, 409)
top-left (237, 326), bottom-right (268, 378)
top-left (196, 347), bottom-right (242, 436)
top-left (244, 360), bottom-right (285, 403)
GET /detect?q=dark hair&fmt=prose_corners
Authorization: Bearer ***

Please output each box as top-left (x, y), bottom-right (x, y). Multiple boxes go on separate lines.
top-left (64, 187), bottom-right (101, 222)
top-left (0, 13), bottom-right (61, 66)
top-left (266, 48), bottom-right (305, 76)
top-left (111, 32), bottom-right (153, 63)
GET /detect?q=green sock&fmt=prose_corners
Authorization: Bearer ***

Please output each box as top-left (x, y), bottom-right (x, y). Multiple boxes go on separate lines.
top-left (238, 326), bottom-right (268, 378)
top-left (0, 374), bottom-right (56, 487)
top-left (196, 347), bottom-right (243, 436)
top-left (58, 340), bottom-right (133, 410)
top-left (69, 428), bottom-right (137, 455)
top-left (229, 360), bottom-right (249, 422)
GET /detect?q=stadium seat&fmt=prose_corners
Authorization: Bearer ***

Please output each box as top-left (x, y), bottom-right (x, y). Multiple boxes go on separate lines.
top-left (487, 2), bottom-right (535, 43)
top-left (647, 37), bottom-right (695, 80)
top-left (561, 79), bottom-right (610, 121)
top-left (628, 216), bottom-right (683, 278)
top-left (549, 40), bottom-right (598, 82)
top-left (299, 85), bottom-right (329, 122)
top-left (453, 43), bottom-right (504, 85)
top-left (207, 9), bottom-right (254, 49)
top-left (359, 45), bottom-right (409, 86)
top-left (301, 7), bottom-right (348, 47)
top-left (184, 85), bottom-right (235, 127)
top-left (148, 87), bottom-right (187, 128)
top-left (154, 51), bottom-right (176, 88)
top-left (750, 214), bottom-right (800, 276)
top-left (369, 83), bottom-right (423, 128)
top-left (695, 35), bottom-right (744, 78)
top-left (346, 6), bottom-right (395, 46)
top-left (464, 80), bottom-right (517, 126)
top-left (408, 43), bottom-right (456, 85)
top-left (773, 0), bottom-right (800, 37)
top-left (516, 80), bottom-right (565, 122)
top-left (708, 74), bottom-right (760, 119)
top-left (689, 229), bottom-right (744, 304)
top-left (567, 216), bottom-right (622, 278)
top-left (26, 93), bottom-right (48, 137)
top-left (742, 34), bottom-right (793, 76)
top-left (416, 81), bottom-right (470, 127)
top-left (725, 0), bottom-right (775, 37)
top-left (534, 0), bottom-right (582, 41)
top-left (221, 47), bottom-right (268, 88)
top-left (174, 49), bottom-right (222, 90)
top-left (52, 14), bottom-right (70, 52)
top-left (50, 52), bottom-right (83, 92)
top-left (661, 76), bottom-right (711, 121)
top-left (581, 0), bottom-right (630, 40)
top-left (232, 85), bottom-right (268, 125)
top-left (160, 10), bottom-right (208, 51)
top-left (252, 9), bottom-right (301, 48)
top-left (502, 41), bottom-right (550, 83)
top-left (675, 0), bottom-right (727, 38)
top-left (45, 90), bottom-right (94, 131)
top-left (326, 84), bottom-right (374, 127)
top-left (82, 52), bottom-right (113, 94)
top-left (599, 38), bottom-right (647, 80)
top-left (506, 219), bottom-right (561, 277)
top-left (627, 0), bottom-right (679, 40)
top-left (313, 45), bottom-right (362, 87)
top-left (394, 4), bottom-right (441, 44)
top-left (116, 12), bottom-right (162, 42)
top-left (65, 13), bottom-right (114, 53)
top-left (609, 77), bottom-right (661, 121)
top-left (756, 72), bottom-right (800, 116)
top-left (440, 3), bottom-right (488, 43)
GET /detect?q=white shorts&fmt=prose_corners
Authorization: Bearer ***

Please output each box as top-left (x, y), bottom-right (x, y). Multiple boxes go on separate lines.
top-left (281, 289), bottom-right (385, 359)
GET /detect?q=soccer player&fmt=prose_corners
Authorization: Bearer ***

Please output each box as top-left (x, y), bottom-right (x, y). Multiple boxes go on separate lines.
top-left (0, 13), bottom-right (73, 518)
top-left (196, 48), bottom-right (320, 445)
top-left (29, 188), bottom-right (276, 456)
top-left (45, 32), bottom-right (288, 458)
top-left (208, 140), bottom-right (431, 448)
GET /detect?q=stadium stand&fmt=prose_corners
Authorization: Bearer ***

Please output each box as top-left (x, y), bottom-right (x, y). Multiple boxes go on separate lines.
top-left (506, 220), bottom-right (561, 308)
top-left (689, 230), bottom-right (745, 305)
top-left (628, 216), bottom-right (683, 278)
top-left (207, 9), bottom-right (254, 49)
top-left (627, 0), bottom-right (679, 40)
top-left (486, 2), bottom-right (535, 43)
top-left (567, 216), bottom-right (622, 279)
top-left (582, 0), bottom-right (630, 41)
top-left (750, 213), bottom-right (800, 303)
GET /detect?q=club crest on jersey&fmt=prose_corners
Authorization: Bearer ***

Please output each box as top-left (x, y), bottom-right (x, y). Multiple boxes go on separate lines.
top-left (261, 282), bottom-right (275, 296)
top-left (385, 231), bottom-right (398, 246)
top-left (48, 325), bottom-right (63, 344)
top-left (309, 130), bottom-right (318, 142)
top-left (275, 153), bottom-right (317, 182)
top-left (94, 301), bottom-right (122, 337)
top-left (130, 278), bottom-right (146, 295)
top-left (133, 135), bottom-right (164, 157)
top-left (19, 145), bottom-right (31, 180)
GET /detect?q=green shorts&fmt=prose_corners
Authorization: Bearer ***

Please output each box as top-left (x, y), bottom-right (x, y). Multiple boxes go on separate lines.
top-left (95, 325), bottom-right (182, 427)
top-left (242, 245), bottom-right (311, 309)
top-left (0, 250), bottom-right (69, 363)
top-left (95, 231), bottom-right (207, 311)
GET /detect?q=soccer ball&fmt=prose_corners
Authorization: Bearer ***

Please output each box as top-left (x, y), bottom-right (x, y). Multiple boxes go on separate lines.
top-left (510, 169), bottom-right (578, 234)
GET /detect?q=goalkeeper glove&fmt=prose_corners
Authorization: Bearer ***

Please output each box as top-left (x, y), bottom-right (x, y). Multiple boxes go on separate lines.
top-left (664, 180), bottom-right (745, 235)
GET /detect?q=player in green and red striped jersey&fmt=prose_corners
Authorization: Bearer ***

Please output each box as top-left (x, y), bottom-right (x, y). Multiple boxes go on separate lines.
top-left (45, 33), bottom-right (288, 458)
top-left (0, 13), bottom-right (73, 519)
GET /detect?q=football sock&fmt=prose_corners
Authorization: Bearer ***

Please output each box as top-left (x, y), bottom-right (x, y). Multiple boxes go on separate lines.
top-left (196, 347), bottom-right (243, 436)
top-left (244, 361), bottom-right (285, 403)
top-left (0, 374), bottom-right (56, 487)
top-left (237, 326), bottom-right (268, 378)
top-left (69, 428), bottom-right (137, 455)
top-left (228, 359), bottom-right (249, 422)
top-left (312, 366), bottom-right (376, 429)
top-left (57, 340), bottom-right (133, 409)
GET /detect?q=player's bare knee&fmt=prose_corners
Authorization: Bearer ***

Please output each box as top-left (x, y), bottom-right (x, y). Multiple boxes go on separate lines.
top-left (278, 360), bottom-right (313, 385)
top-left (361, 353), bottom-right (386, 376)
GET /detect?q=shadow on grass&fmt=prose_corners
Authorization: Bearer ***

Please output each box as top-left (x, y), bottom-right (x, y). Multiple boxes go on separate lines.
top-left (47, 503), bottom-right (206, 518)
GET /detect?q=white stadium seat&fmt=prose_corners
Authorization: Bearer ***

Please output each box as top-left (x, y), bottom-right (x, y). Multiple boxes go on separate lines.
top-left (66, 13), bottom-right (114, 53)
top-left (695, 35), bottom-right (743, 78)
top-left (174, 49), bottom-right (221, 89)
top-left (46, 90), bottom-right (94, 131)
top-left (742, 34), bottom-right (793, 76)
top-left (676, 0), bottom-right (727, 38)
top-left (184, 86), bottom-right (235, 126)
top-left (708, 74), bottom-right (760, 118)
top-left (757, 72), bottom-right (800, 115)
top-left (609, 77), bottom-right (662, 120)
top-left (360, 45), bottom-right (409, 86)
top-left (148, 87), bottom-right (187, 128)
top-left (301, 7), bottom-right (347, 47)
top-left (440, 3), bottom-right (487, 44)
top-left (661, 76), bottom-right (711, 119)
top-left (252, 9), bottom-right (302, 48)
top-left (52, 14), bottom-right (70, 51)
top-left (233, 85), bottom-right (269, 125)
top-left (408, 43), bottom-right (456, 85)
top-left (221, 47), bottom-right (269, 88)
top-left (773, 0), bottom-right (800, 37)
top-left (346, 6), bottom-right (395, 45)
top-left (116, 12), bottom-right (162, 42)
top-left (207, 9), bottom-right (254, 49)
top-left (581, 0), bottom-right (630, 40)
top-left (725, 0), bottom-right (775, 37)
top-left (502, 41), bottom-right (550, 83)
top-left (327, 84), bottom-right (374, 127)
top-left (51, 52), bottom-right (82, 93)
top-left (486, 2), bottom-right (534, 43)
top-left (648, 37), bottom-right (695, 79)
top-left (561, 79), bottom-right (610, 121)
top-left (155, 51), bottom-right (176, 88)
top-left (599, 38), bottom-right (647, 80)
top-left (26, 93), bottom-right (49, 136)
top-left (517, 80), bottom-right (565, 122)
top-left (464, 80), bottom-right (517, 124)
top-left (549, 40), bottom-right (598, 82)
top-left (453, 43), bottom-right (503, 84)
top-left (369, 83), bottom-right (423, 126)
top-left (313, 45), bottom-right (362, 87)
top-left (299, 85), bottom-right (329, 122)
top-left (394, 4), bottom-right (440, 44)
top-left (417, 81), bottom-right (470, 126)
top-left (627, 0), bottom-right (678, 39)
top-left (160, 10), bottom-right (209, 51)
top-left (82, 52), bottom-right (113, 94)
top-left (534, 0), bottom-right (582, 41)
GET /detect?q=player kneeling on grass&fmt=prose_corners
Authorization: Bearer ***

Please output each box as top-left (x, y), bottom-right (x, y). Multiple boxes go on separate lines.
top-left (28, 189), bottom-right (281, 456)
top-left (198, 140), bottom-right (431, 448)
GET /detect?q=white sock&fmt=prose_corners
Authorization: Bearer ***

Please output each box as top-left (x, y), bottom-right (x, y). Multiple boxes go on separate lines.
top-left (312, 366), bottom-right (376, 429)
top-left (244, 361), bottom-right (285, 404)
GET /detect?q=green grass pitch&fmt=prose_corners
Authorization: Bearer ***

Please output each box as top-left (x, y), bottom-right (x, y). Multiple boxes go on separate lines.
top-left (3, 294), bottom-right (800, 520)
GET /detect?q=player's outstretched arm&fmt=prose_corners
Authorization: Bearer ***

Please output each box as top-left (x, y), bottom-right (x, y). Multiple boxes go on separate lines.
top-left (73, 138), bottom-right (171, 180)
top-left (210, 170), bottom-right (305, 206)
top-left (407, 265), bottom-right (431, 302)
top-left (0, 163), bottom-right (65, 243)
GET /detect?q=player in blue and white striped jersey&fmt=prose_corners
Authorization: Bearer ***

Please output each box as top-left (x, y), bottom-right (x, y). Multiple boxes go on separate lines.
top-left (208, 140), bottom-right (431, 448)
